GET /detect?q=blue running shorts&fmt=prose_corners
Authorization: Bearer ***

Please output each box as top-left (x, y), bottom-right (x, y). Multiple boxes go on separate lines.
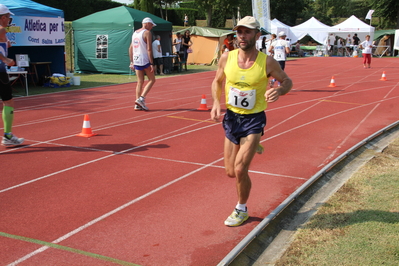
top-left (223, 109), bottom-right (266, 145)
top-left (134, 62), bottom-right (151, 71)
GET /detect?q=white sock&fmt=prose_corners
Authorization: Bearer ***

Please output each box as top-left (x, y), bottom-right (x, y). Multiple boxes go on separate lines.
top-left (236, 203), bottom-right (247, 212)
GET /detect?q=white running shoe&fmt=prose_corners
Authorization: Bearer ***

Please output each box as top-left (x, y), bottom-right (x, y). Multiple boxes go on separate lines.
top-left (2, 135), bottom-right (24, 146)
top-left (135, 97), bottom-right (148, 111)
top-left (224, 208), bottom-right (249, 227)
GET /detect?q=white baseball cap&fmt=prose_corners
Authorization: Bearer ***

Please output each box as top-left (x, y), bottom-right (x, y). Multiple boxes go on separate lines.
top-left (278, 31), bottom-right (286, 37)
top-left (142, 17), bottom-right (156, 26)
top-left (0, 4), bottom-right (14, 16)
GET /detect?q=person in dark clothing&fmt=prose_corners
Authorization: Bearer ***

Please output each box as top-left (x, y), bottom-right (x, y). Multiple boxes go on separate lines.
top-left (353, 33), bottom-right (360, 45)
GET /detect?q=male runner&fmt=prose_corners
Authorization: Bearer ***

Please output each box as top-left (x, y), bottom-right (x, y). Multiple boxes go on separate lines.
top-left (129, 17), bottom-right (156, 111)
top-left (211, 16), bottom-right (293, 226)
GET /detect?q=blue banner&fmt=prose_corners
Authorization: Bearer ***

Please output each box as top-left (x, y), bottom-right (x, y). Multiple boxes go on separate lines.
top-left (6, 16), bottom-right (65, 46)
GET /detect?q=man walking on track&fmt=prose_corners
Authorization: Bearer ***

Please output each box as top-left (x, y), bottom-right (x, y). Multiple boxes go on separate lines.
top-left (269, 31), bottom-right (290, 71)
top-left (268, 31), bottom-right (290, 87)
top-left (210, 16), bottom-right (293, 227)
top-left (129, 17), bottom-right (156, 111)
top-left (0, 4), bottom-right (24, 146)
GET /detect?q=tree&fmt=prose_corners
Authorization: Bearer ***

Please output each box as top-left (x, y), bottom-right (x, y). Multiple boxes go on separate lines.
top-left (154, 0), bottom-right (179, 20)
top-left (194, 0), bottom-right (214, 26)
top-left (309, 0), bottom-right (353, 25)
top-left (266, 0), bottom-right (312, 25)
top-left (194, 0), bottom-right (240, 27)
top-left (33, 0), bottom-right (122, 21)
top-left (370, 0), bottom-right (399, 28)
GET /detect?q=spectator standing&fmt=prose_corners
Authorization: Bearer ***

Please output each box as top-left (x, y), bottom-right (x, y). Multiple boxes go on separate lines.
top-left (184, 14), bottom-right (188, 27)
top-left (173, 32), bottom-right (184, 61)
top-left (0, 4), bottom-right (24, 146)
top-left (352, 33), bottom-right (360, 52)
top-left (260, 36), bottom-right (267, 53)
top-left (129, 17), bottom-right (156, 111)
top-left (295, 41), bottom-right (304, 57)
top-left (345, 34), bottom-right (352, 56)
top-left (266, 34), bottom-right (276, 56)
top-left (328, 33), bottom-right (335, 56)
top-left (352, 33), bottom-right (360, 46)
top-left (181, 30), bottom-right (192, 71)
top-left (224, 34), bottom-right (235, 51)
top-left (152, 35), bottom-right (164, 75)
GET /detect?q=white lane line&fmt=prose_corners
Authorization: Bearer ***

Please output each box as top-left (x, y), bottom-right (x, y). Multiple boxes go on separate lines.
top-left (319, 81), bottom-right (399, 167)
top-left (0, 121), bottom-right (218, 194)
top-left (7, 158), bottom-right (223, 266)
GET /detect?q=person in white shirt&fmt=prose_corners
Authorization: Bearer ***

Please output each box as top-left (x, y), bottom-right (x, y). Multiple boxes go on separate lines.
top-left (152, 35), bottom-right (164, 75)
top-left (265, 34), bottom-right (276, 56)
top-left (268, 31), bottom-right (290, 87)
top-left (359, 35), bottom-right (373, 68)
top-left (345, 34), bottom-right (352, 56)
top-left (269, 31), bottom-right (290, 71)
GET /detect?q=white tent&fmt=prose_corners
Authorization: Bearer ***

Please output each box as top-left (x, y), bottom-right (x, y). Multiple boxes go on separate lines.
top-left (291, 17), bottom-right (331, 44)
top-left (271, 18), bottom-right (297, 43)
top-left (328, 15), bottom-right (375, 42)
top-left (394, 30), bottom-right (399, 54)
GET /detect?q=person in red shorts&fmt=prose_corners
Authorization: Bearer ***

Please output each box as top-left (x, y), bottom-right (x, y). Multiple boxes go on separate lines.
top-left (359, 35), bottom-right (373, 68)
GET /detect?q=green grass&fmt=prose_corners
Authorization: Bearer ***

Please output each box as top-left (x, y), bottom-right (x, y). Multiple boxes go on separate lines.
top-left (11, 64), bottom-right (218, 97)
top-left (276, 138), bottom-right (399, 266)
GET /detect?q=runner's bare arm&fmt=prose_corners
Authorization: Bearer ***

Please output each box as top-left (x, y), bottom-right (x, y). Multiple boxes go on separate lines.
top-left (128, 43), bottom-right (133, 68)
top-left (144, 30), bottom-right (154, 69)
top-left (211, 52), bottom-right (228, 122)
top-left (266, 56), bottom-right (293, 103)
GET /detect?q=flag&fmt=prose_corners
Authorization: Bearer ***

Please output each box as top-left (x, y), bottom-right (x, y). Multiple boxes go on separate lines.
top-left (366, 10), bottom-right (374, 20)
top-left (252, 0), bottom-right (271, 33)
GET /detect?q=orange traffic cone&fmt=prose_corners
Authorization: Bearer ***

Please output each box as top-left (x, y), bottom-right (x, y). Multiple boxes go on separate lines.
top-left (380, 71), bottom-right (387, 81)
top-left (328, 76), bottom-right (336, 87)
top-left (77, 114), bottom-right (97, 137)
top-left (197, 94), bottom-right (209, 111)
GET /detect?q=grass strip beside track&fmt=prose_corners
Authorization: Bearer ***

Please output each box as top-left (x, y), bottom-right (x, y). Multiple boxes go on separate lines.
top-left (275, 137), bottom-right (399, 265)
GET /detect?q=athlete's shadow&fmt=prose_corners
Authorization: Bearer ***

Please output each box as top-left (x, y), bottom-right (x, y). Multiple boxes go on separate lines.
top-left (1, 143), bottom-right (170, 154)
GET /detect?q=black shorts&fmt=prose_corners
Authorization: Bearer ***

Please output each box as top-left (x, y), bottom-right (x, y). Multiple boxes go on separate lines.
top-left (0, 72), bottom-right (12, 101)
top-left (154, 57), bottom-right (163, 66)
top-left (278, 60), bottom-right (286, 71)
top-left (223, 109), bottom-right (266, 145)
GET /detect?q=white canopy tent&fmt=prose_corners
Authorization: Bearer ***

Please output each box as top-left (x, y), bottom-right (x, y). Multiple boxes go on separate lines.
top-left (328, 15), bottom-right (375, 42)
top-left (394, 30), bottom-right (399, 55)
top-left (291, 17), bottom-right (331, 44)
top-left (270, 18), bottom-right (298, 43)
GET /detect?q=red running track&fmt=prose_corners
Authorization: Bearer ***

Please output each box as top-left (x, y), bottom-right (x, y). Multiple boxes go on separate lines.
top-left (1, 57), bottom-right (398, 265)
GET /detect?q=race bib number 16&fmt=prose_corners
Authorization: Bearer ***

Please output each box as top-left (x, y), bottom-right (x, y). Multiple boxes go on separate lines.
top-left (228, 87), bottom-right (256, 110)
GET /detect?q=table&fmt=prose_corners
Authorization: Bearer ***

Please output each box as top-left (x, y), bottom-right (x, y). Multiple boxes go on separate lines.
top-left (162, 55), bottom-right (177, 74)
top-left (7, 70), bottom-right (28, 96)
top-left (30, 62), bottom-right (52, 85)
top-left (298, 46), bottom-right (317, 56)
